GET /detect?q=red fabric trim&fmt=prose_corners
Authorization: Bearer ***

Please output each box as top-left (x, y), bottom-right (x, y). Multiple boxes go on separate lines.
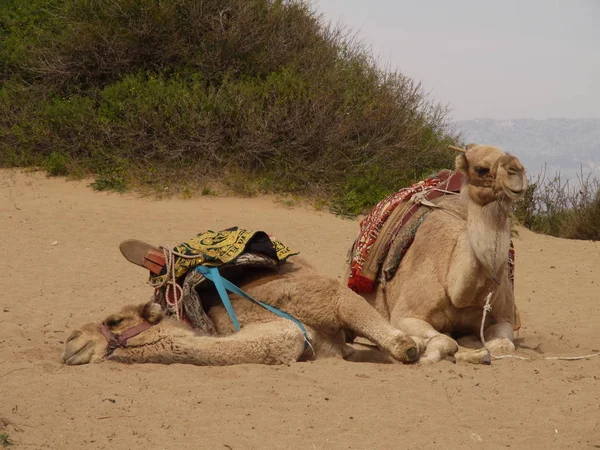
top-left (348, 170), bottom-right (517, 294)
top-left (348, 171), bottom-right (462, 293)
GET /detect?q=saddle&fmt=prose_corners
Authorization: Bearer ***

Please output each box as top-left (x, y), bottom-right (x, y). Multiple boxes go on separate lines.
top-left (120, 227), bottom-right (298, 334)
top-left (348, 170), bottom-right (466, 293)
top-left (346, 170), bottom-right (520, 332)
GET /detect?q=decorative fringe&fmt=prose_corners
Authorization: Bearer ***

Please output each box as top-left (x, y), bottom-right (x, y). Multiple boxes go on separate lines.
top-left (348, 274), bottom-right (375, 293)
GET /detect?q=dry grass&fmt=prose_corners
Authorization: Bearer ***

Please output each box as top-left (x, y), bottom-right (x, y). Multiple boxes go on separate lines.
top-left (513, 166), bottom-right (600, 241)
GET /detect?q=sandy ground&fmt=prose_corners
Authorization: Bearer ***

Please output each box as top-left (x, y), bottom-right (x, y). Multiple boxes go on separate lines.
top-left (1, 169), bottom-right (599, 450)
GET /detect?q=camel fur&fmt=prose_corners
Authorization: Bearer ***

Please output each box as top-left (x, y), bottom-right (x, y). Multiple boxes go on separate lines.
top-left (346, 144), bottom-right (528, 364)
top-left (62, 258), bottom-right (422, 366)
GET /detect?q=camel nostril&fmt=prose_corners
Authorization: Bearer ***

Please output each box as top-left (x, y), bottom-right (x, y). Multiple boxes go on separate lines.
top-left (67, 330), bottom-right (82, 343)
top-left (505, 187), bottom-right (525, 198)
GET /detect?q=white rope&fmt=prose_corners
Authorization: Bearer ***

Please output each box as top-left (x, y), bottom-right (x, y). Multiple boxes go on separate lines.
top-left (544, 353), bottom-right (600, 360)
top-left (410, 189), bottom-right (464, 221)
top-left (479, 295), bottom-right (600, 362)
top-left (492, 352), bottom-right (600, 361)
top-left (479, 292), bottom-right (600, 362)
top-left (150, 245), bottom-right (204, 320)
top-left (476, 203), bottom-right (599, 363)
top-left (479, 291), bottom-right (493, 346)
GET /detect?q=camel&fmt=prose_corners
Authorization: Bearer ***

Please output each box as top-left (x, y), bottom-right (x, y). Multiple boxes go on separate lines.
top-left (62, 258), bottom-right (423, 366)
top-left (345, 144), bottom-right (527, 364)
top-left (63, 143), bottom-right (526, 367)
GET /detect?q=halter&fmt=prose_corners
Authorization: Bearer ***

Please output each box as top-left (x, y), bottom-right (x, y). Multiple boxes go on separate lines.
top-left (99, 321), bottom-right (155, 357)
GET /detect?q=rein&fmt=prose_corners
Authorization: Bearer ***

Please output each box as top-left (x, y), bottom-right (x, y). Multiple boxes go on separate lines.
top-left (99, 321), bottom-right (155, 357)
top-left (479, 198), bottom-right (504, 346)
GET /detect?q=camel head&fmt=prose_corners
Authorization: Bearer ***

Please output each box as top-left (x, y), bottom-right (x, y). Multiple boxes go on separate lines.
top-left (454, 144), bottom-right (527, 206)
top-left (61, 301), bottom-right (164, 365)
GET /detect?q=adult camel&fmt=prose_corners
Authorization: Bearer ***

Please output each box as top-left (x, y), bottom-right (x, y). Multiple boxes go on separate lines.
top-left (345, 144), bottom-right (527, 364)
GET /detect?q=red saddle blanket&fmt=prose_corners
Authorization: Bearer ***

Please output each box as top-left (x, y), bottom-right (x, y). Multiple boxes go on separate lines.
top-left (347, 170), bottom-right (515, 293)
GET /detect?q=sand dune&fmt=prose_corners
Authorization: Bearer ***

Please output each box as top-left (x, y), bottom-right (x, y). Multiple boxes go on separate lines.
top-left (1, 169), bottom-right (599, 449)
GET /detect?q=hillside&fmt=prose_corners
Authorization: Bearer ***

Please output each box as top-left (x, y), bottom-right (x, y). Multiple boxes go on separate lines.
top-left (0, 0), bottom-right (457, 215)
top-left (1, 168), bottom-right (599, 449)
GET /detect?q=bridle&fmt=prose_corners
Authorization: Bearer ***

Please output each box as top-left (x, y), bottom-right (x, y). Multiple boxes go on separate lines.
top-left (448, 145), bottom-right (497, 189)
top-left (99, 321), bottom-right (155, 357)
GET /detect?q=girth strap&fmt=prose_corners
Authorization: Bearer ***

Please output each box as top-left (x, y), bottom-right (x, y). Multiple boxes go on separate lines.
top-left (195, 265), bottom-right (312, 348)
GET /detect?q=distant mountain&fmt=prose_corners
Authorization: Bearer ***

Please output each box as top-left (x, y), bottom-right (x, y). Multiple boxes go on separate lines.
top-left (454, 118), bottom-right (600, 181)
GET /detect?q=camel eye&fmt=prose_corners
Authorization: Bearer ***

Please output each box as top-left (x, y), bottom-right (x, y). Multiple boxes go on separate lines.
top-left (475, 166), bottom-right (489, 176)
top-left (106, 317), bottom-right (124, 328)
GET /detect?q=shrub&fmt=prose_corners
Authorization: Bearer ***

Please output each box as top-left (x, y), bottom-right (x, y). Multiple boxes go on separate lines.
top-left (0, 0), bottom-right (458, 214)
top-left (513, 167), bottom-right (600, 241)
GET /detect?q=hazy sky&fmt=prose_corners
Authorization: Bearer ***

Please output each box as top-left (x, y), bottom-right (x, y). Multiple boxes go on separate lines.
top-left (310, 0), bottom-right (599, 121)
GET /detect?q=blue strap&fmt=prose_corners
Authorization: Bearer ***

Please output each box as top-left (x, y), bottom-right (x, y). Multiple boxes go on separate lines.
top-left (195, 266), bottom-right (311, 348)
top-left (196, 266), bottom-right (241, 331)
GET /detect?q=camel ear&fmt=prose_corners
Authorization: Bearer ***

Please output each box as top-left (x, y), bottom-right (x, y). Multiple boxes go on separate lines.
top-left (455, 153), bottom-right (469, 176)
top-left (465, 143), bottom-right (478, 150)
top-left (141, 301), bottom-right (164, 324)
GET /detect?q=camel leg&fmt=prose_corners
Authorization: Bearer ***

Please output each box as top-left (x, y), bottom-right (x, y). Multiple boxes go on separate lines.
top-left (398, 318), bottom-right (491, 364)
top-left (394, 318), bottom-right (460, 364)
top-left (334, 291), bottom-right (421, 363)
top-left (109, 320), bottom-right (307, 366)
top-left (393, 318), bottom-right (490, 365)
top-left (453, 334), bottom-right (493, 364)
top-left (484, 322), bottom-right (515, 355)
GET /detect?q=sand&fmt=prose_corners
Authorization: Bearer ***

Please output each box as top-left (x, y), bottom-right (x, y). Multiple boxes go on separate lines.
top-left (1, 169), bottom-right (599, 450)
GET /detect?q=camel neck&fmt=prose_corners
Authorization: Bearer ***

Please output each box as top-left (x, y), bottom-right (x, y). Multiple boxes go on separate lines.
top-left (461, 189), bottom-right (511, 277)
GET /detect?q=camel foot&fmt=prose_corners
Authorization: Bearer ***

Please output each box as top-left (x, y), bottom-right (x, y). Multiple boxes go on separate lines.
top-left (416, 334), bottom-right (459, 365)
top-left (482, 352), bottom-right (492, 365)
top-left (455, 347), bottom-right (492, 365)
top-left (444, 354), bottom-right (457, 364)
top-left (386, 332), bottom-right (420, 363)
top-left (485, 338), bottom-right (515, 355)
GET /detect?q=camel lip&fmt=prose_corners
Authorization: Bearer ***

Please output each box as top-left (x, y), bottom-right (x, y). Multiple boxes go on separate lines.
top-left (504, 187), bottom-right (525, 198)
top-left (64, 340), bottom-right (95, 365)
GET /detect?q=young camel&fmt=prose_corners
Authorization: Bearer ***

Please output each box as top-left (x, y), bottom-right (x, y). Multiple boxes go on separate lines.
top-left (348, 144), bottom-right (527, 364)
top-left (62, 258), bottom-right (422, 366)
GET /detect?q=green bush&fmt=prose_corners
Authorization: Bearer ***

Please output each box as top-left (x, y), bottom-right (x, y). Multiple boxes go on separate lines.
top-left (562, 191), bottom-right (600, 241)
top-left (513, 170), bottom-right (600, 241)
top-left (0, 0), bottom-right (458, 214)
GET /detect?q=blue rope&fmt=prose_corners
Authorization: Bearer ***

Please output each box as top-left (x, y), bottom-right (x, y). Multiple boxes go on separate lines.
top-left (195, 266), bottom-right (311, 348)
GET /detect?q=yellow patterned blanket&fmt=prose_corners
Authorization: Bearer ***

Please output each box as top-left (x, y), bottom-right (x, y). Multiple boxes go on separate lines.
top-left (148, 227), bottom-right (298, 288)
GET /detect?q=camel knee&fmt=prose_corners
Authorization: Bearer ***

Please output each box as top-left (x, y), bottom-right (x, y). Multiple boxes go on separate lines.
top-left (484, 322), bottom-right (514, 341)
top-left (484, 322), bottom-right (515, 355)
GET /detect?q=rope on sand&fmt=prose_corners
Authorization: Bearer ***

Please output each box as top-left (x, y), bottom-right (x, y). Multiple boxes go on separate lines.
top-left (480, 297), bottom-right (600, 361)
top-left (492, 353), bottom-right (600, 362)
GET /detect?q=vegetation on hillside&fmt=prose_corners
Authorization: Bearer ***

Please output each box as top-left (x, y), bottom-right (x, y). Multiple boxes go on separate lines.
top-left (0, 0), bottom-right (457, 214)
top-left (513, 168), bottom-right (600, 241)
top-left (2, 0), bottom-right (596, 239)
